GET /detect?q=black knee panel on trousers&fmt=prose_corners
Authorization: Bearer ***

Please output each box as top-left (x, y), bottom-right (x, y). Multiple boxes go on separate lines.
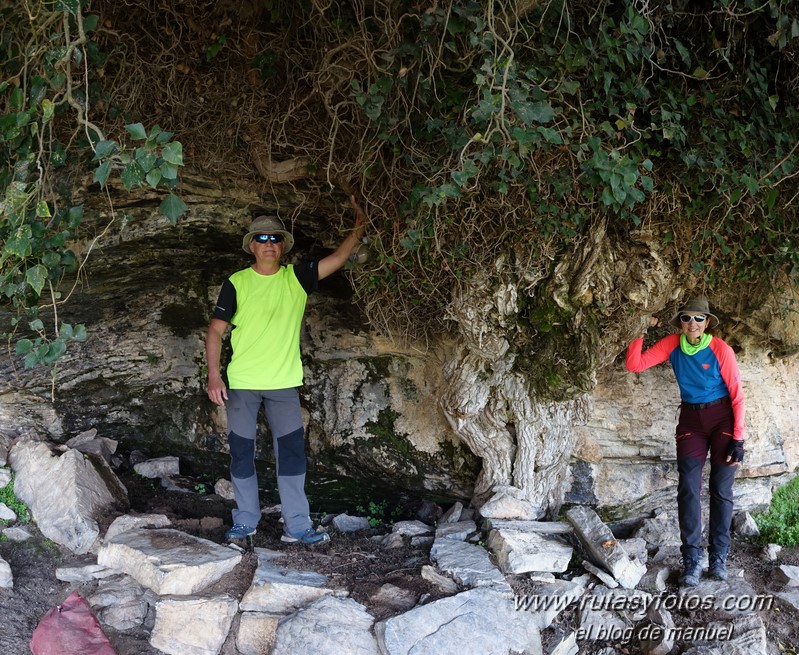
top-left (229, 431), bottom-right (256, 478)
top-left (277, 428), bottom-right (306, 477)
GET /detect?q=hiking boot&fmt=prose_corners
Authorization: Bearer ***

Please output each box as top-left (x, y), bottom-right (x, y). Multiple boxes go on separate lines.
top-left (679, 558), bottom-right (703, 587)
top-left (708, 553), bottom-right (728, 581)
top-left (225, 523), bottom-right (256, 541)
top-left (281, 527), bottom-right (330, 545)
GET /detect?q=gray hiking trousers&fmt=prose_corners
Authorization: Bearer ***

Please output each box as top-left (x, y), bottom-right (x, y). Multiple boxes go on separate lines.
top-left (226, 388), bottom-right (311, 536)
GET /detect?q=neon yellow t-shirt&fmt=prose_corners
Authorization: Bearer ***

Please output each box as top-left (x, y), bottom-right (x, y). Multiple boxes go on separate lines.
top-left (225, 265), bottom-right (308, 390)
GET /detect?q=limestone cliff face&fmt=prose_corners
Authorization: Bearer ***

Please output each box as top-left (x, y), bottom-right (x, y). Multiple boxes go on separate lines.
top-left (1, 172), bottom-right (797, 512)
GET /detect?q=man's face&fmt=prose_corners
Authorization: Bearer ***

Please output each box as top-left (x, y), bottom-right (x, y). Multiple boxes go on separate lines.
top-left (251, 233), bottom-right (284, 258)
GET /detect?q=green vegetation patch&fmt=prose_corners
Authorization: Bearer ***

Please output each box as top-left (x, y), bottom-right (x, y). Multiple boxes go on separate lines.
top-left (754, 476), bottom-right (799, 546)
top-left (0, 476), bottom-right (31, 524)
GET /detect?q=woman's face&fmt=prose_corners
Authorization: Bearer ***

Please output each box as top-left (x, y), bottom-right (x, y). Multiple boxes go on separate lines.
top-left (680, 313), bottom-right (707, 343)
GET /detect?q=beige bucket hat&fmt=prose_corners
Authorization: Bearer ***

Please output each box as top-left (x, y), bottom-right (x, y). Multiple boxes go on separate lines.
top-left (242, 215), bottom-right (294, 254)
top-left (670, 296), bottom-right (719, 329)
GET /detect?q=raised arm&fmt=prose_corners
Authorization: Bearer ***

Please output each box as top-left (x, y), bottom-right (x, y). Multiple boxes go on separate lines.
top-left (318, 195), bottom-right (367, 281)
top-left (626, 331), bottom-right (679, 373)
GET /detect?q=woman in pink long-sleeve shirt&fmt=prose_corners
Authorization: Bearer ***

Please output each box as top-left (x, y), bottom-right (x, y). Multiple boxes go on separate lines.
top-left (626, 296), bottom-right (745, 587)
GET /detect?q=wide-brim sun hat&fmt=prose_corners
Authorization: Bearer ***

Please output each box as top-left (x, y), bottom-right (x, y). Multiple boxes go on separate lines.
top-left (670, 296), bottom-right (719, 330)
top-left (242, 215), bottom-right (295, 254)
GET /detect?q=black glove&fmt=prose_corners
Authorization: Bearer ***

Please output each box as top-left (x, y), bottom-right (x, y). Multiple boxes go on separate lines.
top-left (726, 439), bottom-right (744, 464)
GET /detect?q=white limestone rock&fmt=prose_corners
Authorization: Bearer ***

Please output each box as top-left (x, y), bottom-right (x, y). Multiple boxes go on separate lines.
top-left (97, 528), bottom-right (241, 595)
top-left (104, 513), bottom-right (171, 541)
top-left (9, 440), bottom-right (127, 554)
top-left (376, 587), bottom-right (541, 655)
top-left (430, 538), bottom-right (508, 589)
top-left (239, 553), bottom-right (334, 614)
top-left (134, 456), bottom-right (180, 479)
top-left (150, 594), bottom-right (238, 655)
top-left (0, 554), bottom-right (12, 589)
top-left (237, 612), bottom-right (280, 655)
top-left (273, 596), bottom-right (379, 655)
top-left (487, 524), bottom-right (573, 574)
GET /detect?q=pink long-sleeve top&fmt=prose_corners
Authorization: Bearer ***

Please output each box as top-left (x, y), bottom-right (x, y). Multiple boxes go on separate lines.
top-left (626, 334), bottom-right (745, 440)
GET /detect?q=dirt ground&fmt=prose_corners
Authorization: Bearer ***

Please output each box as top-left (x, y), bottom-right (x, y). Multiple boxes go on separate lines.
top-left (3, 465), bottom-right (799, 655)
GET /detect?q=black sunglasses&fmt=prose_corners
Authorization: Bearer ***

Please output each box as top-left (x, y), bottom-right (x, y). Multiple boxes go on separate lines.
top-left (680, 314), bottom-right (706, 323)
top-left (253, 234), bottom-right (284, 244)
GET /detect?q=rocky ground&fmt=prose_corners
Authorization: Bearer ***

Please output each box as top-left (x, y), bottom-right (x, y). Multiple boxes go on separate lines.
top-left (2, 464), bottom-right (799, 655)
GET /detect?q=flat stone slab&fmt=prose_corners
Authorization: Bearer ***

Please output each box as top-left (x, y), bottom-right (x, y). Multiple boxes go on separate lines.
top-left (392, 520), bottom-right (434, 537)
top-left (150, 594), bottom-right (238, 655)
top-left (487, 523), bottom-right (573, 574)
top-left (240, 553), bottom-right (334, 613)
top-left (484, 519), bottom-right (573, 535)
top-left (376, 587), bottom-right (541, 655)
top-left (97, 528), bottom-right (241, 595)
top-left (273, 596), bottom-right (379, 655)
top-left (430, 538), bottom-right (508, 589)
top-left (434, 520), bottom-right (477, 541)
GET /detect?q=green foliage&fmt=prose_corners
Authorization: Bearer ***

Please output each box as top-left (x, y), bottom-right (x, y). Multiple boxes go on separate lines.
top-left (342, 0), bottom-right (799, 337)
top-left (205, 34), bottom-right (228, 61)
top-left (754, 476), bottom-right (799, 546)
top-left (0, 2), bottom-right (187, 373)
top-left (93, 123), bottom-right (187, 221)
top-left (0, 476), bottom-right (30, 525)
top-left (355, 499), bottom-right (402, 528)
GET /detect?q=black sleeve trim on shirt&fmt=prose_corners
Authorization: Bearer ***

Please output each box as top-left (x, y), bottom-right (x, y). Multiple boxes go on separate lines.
top-left (294, 260), bottom-right (319, 295)
top-left (212, 278), bottom-right (236, 322)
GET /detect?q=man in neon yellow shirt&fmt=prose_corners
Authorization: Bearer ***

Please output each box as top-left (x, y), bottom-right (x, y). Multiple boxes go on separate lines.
top-left (206, 197), bottom-right (365, 544)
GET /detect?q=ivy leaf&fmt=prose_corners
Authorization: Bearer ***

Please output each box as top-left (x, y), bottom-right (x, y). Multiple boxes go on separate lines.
top-left (537, 126), bottom-right (563, 144)
top-left (23, 350), bottom-right (40, 369)
top-left (10, 87), bottom-right (24, 110)
top-left (94, 160), bottom-right (112, 188)
top-left (159, 193), bottom-right (188, 223)
top-left (83, 14), bottom-right (99, 32)
top-left (159, 162), bottom-right (178, 180)
top-left (67, 205), bottom-right (84, 228)
top-left (36, 200), bottom-right (51, 218)
top-left (15, 339), bottom-right (33, 355)
top-left (451, 159), bottom-right (479, 187)
top-left (92, 140), bottom-right (117, 161)
top-left (161, 141), bottom-right (184, 166)
top-left (146, 168), bottom-right (162, 188)
top-left (511, 126), bottom-right (537, 145)
top-left (124, 123), bottom-right (148, 140)
top-left (741, 175), bottom-right (759, 196)
top-left (120, 160), bottom-right (145, 191)
top-left (525, 101), bottom-right (555, 124)
top-left (674, 38), bottom-right (691, 67)
top-left (73, 324), bottom-right (87, 342)
top-left (136, 152), bottom-right (157, 172)
top-left (155, 130), bottom-right (174, 145)
top-left (560, 80), bottom-right (580, 95)
top-left (6, 226), bottom-right (33, 257)
top-left (41, 99), bottom-right (54, 123)
top-left (43, 339), bottom-right (66, 365)
top-left (25, 264), bottom-right (48, 295)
